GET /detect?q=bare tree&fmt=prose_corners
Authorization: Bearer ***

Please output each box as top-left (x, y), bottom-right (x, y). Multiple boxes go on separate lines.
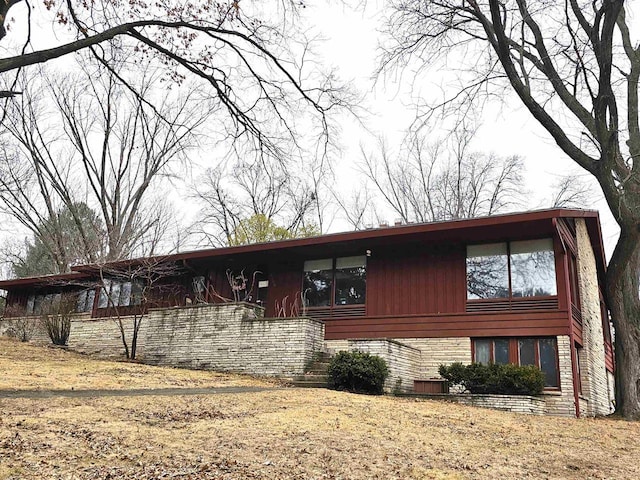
top-left (1, 202), bottom-right (105, 277)
top-left (39, 292), bottom-right (75, 346)
top-left (0, 63), bottom-right (209, 267)
top-left (0, 1), bottom-right (343, 161)
top-left (382, 0), bottom-right (640, 418)
top-left (95, 258), bottom-right (185, 360)
top-left (358, 127), bottom-right (525, 224)
top-left (192, 152), bottom-right (327, 246)
top-left (332, 185), bottom-right (378, 231)
top-left (548, 174), bottom-right (597, 209)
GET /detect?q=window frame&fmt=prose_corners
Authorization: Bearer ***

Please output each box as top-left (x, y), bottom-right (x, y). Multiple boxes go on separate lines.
top-left (303, 256), bottom-right (367, 309)
top-left (466, 238), bottom-right (558, 301)
top-left (471, 337), bottom-right (561, 390)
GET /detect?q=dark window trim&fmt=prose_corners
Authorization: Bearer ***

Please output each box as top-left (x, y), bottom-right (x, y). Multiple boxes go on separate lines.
top-left (575, 344), bottom-right (583, 395)
top-left (472, 337), bottom-right (561, 390)
top-left (303, 256), bottom-right (367, 309)
top-left (466, 239), bottom-right (558, 302)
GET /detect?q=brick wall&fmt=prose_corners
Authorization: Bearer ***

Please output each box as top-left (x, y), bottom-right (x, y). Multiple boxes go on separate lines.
top-left (575, 218), bottom-right (614, 415)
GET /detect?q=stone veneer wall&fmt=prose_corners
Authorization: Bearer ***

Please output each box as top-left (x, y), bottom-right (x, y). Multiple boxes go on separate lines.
top-left (543, 335), bottom-right (576, 416)
top-left (69, 314), bottom-right (144, 358)
top-left (575, 218), bottom-right (614, 416)
top-left (325, 339), bottom-right (421, 393)
top-left (325, 337), bottom-right (471, 392)
top-left (395, 338), bottom-right (472, 379)
top-left (2, 304), bottom-right (325, 378)
top-left (418, 393), bottom-right (546, 415)
top-left (327, 336), bottom-right (579, 415)
top-left (143, 304), bottom-right (325, 376)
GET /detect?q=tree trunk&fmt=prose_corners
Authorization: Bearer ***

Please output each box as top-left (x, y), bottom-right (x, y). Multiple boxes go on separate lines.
top-left (116, 318), bottom-right (131, 360)
top-left (606, 225), bottom-right (640, 419)
top-left (130, 316), bottom-right (141, 361)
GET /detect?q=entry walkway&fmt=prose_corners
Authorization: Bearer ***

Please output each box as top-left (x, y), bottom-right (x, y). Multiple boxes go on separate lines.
top-left (0, 386), bottom-right (281, 399)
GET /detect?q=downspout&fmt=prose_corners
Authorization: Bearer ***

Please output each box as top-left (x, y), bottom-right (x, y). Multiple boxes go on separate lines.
top-left (554, 218), bottom-right (581, 418)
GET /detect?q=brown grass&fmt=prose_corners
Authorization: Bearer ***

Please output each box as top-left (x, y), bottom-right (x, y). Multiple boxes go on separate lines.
top-left (1, 337), bottom-right (639, 479)
top-left (0, 336), bottom-right (273, 390)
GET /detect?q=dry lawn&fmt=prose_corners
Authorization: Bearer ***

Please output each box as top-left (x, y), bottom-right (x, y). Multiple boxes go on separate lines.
top-left (1, 338), bottom-right (639, 479)
top-left (0, 337), bottom-right (272, 391)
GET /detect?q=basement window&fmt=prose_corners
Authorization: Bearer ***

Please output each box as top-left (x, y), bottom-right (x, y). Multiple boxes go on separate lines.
top-left (472, 337), bottom-right (560, 388)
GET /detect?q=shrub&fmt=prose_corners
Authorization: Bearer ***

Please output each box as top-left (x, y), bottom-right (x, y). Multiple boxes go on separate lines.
top-left (40, 294), bottom-right (75, 346)
top-left (438, 362), bottom-right (545, 396)
top-left (2, 305), bottom-right (37, 342)
top-left (328, 351), bottom-right (389, 394)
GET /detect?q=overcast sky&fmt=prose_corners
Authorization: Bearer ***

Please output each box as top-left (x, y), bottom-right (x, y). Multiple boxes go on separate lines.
top-left (0, 0), bottom-right (622, 263)
top-left (303, 2), bottom-right (619, 257)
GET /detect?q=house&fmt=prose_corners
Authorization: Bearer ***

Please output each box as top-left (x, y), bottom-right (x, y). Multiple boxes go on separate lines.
top-left (0, 208), bottom-right (615, 417)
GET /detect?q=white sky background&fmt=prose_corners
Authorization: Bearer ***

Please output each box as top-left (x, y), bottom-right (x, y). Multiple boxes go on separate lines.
top-left (0, 0), bottom-right (624, 269)
top-left (303, 2), bottom-right (620, 257)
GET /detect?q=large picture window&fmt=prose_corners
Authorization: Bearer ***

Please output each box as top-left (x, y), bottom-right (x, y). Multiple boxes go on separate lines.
top-left (303, 256), bottom-right (366, 307)
top-left (467, 239), bottom-right (556, 300)
top-left (472, 337), bottom-right (559, 388)
top-left (98, 280), bottom-right (144, 308)
top-left (76, 289), bottom-right (96, 313)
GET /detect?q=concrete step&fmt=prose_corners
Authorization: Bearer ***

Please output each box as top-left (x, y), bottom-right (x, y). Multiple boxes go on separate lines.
top-left (306, 365), bottom-right (330, 374)
top-left (292, 380), bottom-right (329, 388)
top-left (310, 352), bottom-right (332, 362)
top-left (293, 374), bottom-right (329, 382)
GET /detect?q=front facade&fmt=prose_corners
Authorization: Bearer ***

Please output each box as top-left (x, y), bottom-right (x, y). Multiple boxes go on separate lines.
top-left (0, 209), bottom-right (614, 416)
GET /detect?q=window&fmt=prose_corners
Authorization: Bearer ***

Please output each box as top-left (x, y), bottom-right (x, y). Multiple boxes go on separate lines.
top-left (192, 276), bottom-right (206, 294)
top-left (473, 337), bottom-right (559, 388)
top-left (303, 256), bottom-right (366, 307)
top-left (334, 256), bottom-right (366, 305)
top-left (474, 338), bottom-right (510, 365)
top-left (466, 243), bottom-right (509, 299)
top-left (76, 289), bottom-right (96, 313)
top-left (511, 240), bottom-right (557, 297)
top-left (467, 239), bottom-right (557, 300)
top-left (303, 259), bottom-right (333, 307)
top-left (98, 279), bottom-right (143, 308)
top-left (26, 295), bottom-right (35, 314)
top-left (575, 344), bottom-right (583, 395)
top-left (568, 253), bottom-right (581, 307)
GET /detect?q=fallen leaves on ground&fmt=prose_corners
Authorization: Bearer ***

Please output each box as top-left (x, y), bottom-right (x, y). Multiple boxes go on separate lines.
top-left (1, 337), bottom-right (639, 479)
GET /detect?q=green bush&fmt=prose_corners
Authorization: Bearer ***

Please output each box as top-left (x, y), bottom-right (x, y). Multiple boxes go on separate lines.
top-left (438, 362), bottom-right (545, 395)
top-left (328, 351), bottom-right (389, 394)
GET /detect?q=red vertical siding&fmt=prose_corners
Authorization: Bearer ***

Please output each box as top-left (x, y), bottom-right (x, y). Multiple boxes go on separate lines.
top-left (265, 261), bottom-right (303, 317)
top-left (367, 246), bottom-right (466, 316)
top-left (206, 269), bottom-right (234, 302)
